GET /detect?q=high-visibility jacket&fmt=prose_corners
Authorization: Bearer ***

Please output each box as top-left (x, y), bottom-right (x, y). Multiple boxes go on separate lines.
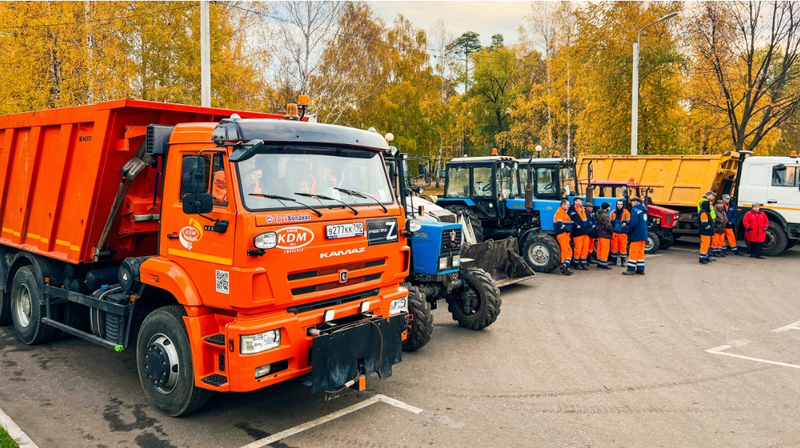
top-left (698, 200), bottom-right (714, 236)
top-left (553, 208), bottom-right (573, 235)
top-left (609, 208), bottom-right (630, 234)
top-left (698, 198), bottom-right (716, 220)
top-left (568, 206), bottom-right (588, 237)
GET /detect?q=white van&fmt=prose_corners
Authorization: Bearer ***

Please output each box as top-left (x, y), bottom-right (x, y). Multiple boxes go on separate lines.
top-left (736, 155), bottom-right (800, 255)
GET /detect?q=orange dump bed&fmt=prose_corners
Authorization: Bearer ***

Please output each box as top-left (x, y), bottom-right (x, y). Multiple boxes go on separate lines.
top-left (0, 99), bottom-right (278, 264)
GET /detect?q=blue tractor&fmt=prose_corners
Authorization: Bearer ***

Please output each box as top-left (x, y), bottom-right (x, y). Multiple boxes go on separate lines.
top-left (384, 150), bottom-right (502, 351)
top-left (437, 155), bottom-right (584, 273)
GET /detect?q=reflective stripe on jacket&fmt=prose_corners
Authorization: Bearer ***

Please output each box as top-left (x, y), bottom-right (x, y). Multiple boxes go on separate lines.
top-left (609, 208), bottom-right (630, 234)
top-left (553, 208), bottom-right (573, 235)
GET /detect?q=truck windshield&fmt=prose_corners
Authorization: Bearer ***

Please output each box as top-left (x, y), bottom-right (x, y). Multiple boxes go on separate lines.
top-left (237, 147), bottom-right (394, 211)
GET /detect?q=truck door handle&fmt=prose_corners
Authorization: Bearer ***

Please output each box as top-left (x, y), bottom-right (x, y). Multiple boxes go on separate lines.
top-left (767, 200), bottom-right (777, 204)
top-left (167, 233), bottom-right (179, 240)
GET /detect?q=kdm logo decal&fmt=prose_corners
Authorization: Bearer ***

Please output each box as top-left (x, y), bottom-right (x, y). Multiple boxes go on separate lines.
top-left (179, 218), bottom-right (204, 250)
top-left (276, 227), bottom-right (314, 253)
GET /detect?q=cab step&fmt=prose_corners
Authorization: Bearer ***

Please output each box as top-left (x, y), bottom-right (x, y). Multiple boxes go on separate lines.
top-left (204, 334), bottom-right (225, 346)
top-left (201, 374), bottom-right (228, 387)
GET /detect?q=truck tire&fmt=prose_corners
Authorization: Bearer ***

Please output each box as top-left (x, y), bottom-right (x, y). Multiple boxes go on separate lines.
top-left (763, 220), bottom-right (788, 256)
top-left (659, 231), bottom-right (674, 250)
top-left (448, 267), bottom-right (501, 330)
top-left (522, 233), bottom-right (560, 273)
top-left (401, 284), bottom-right (432, 352)
top-left (10, 266), bottom-right (59, 345)
top-left (136, 305), bottom-right (211, 417)
top-left (444, 205), bottom-right (484, 242)
top-left (645, 231), bottom-right (660, 254)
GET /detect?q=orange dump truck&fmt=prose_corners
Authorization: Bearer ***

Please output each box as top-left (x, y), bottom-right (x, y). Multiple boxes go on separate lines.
top-left (0, 100), bottom-right (413, 416)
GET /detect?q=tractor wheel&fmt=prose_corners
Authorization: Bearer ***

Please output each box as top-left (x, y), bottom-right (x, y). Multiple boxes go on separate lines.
top-left (448, 268), bottom-right (501, 331)
top-left (658, 231), bottom-right (674, 250)
top-left (401, 283), bottom-right (433, 352)
top-left (645, 231), bottom-right (660, 254)
top-left (444, 205), bottom-right (484, 242)
top-left (522, 233), bottom-right (561, 273)
top-left (762, 220), bottom-right (788, 256)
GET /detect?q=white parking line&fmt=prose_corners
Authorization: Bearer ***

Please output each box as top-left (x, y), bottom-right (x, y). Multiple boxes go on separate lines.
top-left (772, 320), bottom-right (800, 333)
top-left (706, 345), bottom-right (800, 369)
top-left (0, 405), bottom-right (39, 448)
top-left (238, 394), bottom-right (422, 448)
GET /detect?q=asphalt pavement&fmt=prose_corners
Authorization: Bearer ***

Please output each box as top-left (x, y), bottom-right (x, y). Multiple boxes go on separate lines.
top-left (2, 238), bottom-right (800, 447)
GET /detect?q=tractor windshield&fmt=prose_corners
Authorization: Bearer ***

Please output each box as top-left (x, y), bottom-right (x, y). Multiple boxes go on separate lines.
top-left (237, 146), bottom-right (394, 211)
top-left (560, 165), bottom-right (576, 196)
top-left (497, 163), bottom-right (520, 199)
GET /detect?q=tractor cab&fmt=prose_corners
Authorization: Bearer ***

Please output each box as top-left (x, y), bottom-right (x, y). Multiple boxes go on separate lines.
top-left (516, 157), bottom-right (583, 232)
top-left (439, 156), bottom-right (522, 219)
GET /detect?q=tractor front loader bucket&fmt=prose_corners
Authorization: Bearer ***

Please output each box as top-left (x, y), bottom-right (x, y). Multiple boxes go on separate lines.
top-left (460, 237), bottom-right (535, 287)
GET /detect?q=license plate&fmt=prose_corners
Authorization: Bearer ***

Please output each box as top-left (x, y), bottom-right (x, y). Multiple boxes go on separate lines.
top-left (326, 222), bottom-right (365, 239)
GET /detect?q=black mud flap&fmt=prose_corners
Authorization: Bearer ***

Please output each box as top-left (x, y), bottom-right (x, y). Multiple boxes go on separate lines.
top-left (311, 315), bottom-right (404, 394)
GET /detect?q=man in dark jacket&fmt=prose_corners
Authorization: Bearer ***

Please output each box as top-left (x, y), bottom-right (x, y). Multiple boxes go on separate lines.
top-left (596, 203), bottom-right (613, 270)
top-left (698, 193), bottom-right (715, 264)
top-left (623, 197), bottom-right (648, 275)
top-left (722, 194), bottom-right (743, 255)
top-left (568, 198), bottom-right (589, 270)
top-left (712, 201), bottom-right (728, 257)
top-left (586, 203), bottom-right (598, 264)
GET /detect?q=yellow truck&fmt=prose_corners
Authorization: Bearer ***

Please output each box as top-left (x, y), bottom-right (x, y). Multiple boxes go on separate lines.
top-left (577, 152), bottom-right (800, 256)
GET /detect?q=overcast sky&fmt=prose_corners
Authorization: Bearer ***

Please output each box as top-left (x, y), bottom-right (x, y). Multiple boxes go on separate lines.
top-left (369, 1), bottom-right (536, 47)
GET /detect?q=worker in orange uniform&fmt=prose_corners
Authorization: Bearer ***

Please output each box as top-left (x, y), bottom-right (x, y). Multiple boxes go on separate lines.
top-left (608, 200), bottom-right (630, 267)
top-left (712, 200), bottom-right (728, 257)
top-left (553, 199), bottom-right (574, 275)
top-left (722, 194), bottom-right (743, 256)
top-left (698, 192), bottom-right (715, 264)
top-left (595, 202), bottom-right (613, 270)
top-left (623, 197), bottom-right (648, 275)
top-left (568, 197), bottom-right (590, 270)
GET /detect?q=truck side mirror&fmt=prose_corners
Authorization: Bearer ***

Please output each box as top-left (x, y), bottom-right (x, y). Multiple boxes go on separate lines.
top-left (183, 193), bottom-right (214, 214)
top-left (182, 156), bottom-right (206, 194)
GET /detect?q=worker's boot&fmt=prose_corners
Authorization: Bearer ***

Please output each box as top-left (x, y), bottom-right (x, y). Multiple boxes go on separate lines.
top-left (620, 256), bottom-right (628, 267)
top-left (560, 263), bottom-right (573, 276)
top-left (622, 270), bottom-right (636, 276)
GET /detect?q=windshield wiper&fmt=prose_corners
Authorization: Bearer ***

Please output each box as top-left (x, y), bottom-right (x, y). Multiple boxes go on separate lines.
top-left (248, 193), bottom-right (323, 217)
top-left (294, 192), bottom-right (358, 215)
top-left (333, 187), bottom-right (388, 213)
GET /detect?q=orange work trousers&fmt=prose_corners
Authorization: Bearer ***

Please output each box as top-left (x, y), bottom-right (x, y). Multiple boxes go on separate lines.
top-left (557, 232), bottom-right (572, 265)
top-left (597, 238), bottom-right (610, 267)
top-left (627, 240), bottom-right (645, 272)
top-left (725, 228), bottom-right (737, 248)
top-left (588, 237), bottom-right (596, 254)
top-left (573, 234), bottom-right (590, 263)
top-left (699, 234), bottom-right (711, 263)
top-left (610, 233), bottom-right (628, 258)
top-left (712, 233), bottom-right (725, 249)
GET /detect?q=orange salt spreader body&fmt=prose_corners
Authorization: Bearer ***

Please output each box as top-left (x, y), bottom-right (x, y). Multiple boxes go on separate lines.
top-left (0, 99), bottom-right (412, 416)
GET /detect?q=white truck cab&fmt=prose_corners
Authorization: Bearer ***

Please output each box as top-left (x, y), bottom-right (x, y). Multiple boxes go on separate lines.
top-left (736, 155), bottom-right (800, 255)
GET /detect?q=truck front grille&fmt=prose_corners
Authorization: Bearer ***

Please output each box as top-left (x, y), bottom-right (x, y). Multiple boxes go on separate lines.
top-left (287, 259), bottom-right (385, 296)
top-left (441, 228), bottom-right (462, 253)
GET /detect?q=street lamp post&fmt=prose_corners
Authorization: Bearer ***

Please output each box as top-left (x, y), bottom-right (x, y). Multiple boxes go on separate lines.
top-left (630, 12), bottom-right (677, 156)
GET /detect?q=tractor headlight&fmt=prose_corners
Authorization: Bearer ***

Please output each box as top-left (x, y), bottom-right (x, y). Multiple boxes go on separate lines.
top-left (254, 232), bottom-right (277, 249)
top-left (452, 255), bottom-right (461, 267)
top-left (439, 257), bottom-right (448, 270)
top-left (389, 297), bottom-right (408, 315)
top-left (241, 329), bottom-right (281, 354)
top-left (407, 219), bottom-right (422, 233)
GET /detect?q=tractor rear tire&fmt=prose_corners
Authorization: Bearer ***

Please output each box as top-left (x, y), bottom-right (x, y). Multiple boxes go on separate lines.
top-left (401, 283), bottom-right (433, 352)
top-left (522, 233), bottom-right (561, 273)
top-left (448, 268), bottom-right (501, 330)
top-left (444, 205), bottom-right (484, 242)
top-left (645, 231), bottom-right (660, 254)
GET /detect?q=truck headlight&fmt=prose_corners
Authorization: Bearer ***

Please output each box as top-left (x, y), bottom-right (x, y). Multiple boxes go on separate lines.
top-left (407, 219), bottom-right (422, 233)
top-left (241, 329), bottom-right (281, 354)
top-left (389, 297), bottom-right (408, 315)
top-left (439, 257), bottom-right (448, 270)
top-left (254, 232), bottom-right (277, 249)
top-left (452, 255), bottom-right (460, 267)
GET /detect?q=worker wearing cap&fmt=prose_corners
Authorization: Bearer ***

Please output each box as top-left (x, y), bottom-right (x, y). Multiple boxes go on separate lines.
top-left (712, 200), bottom-right (728, 257)
top-left (608, 200), bottom-right (630, 266)
top-left (623, 197), bottom-right (648, 275)
top-left (698, 191), bottom-right (716, 264)
top-left (596, 202), bottom-right (613, 270)
top-left (553, 199), bottom-right (574, 275)
top-left (568, 197), bottom-right (590, 270)
top-left (722, 194), bottom-right (743, 256)
top-left (585, 203), bottom-right (598, 265)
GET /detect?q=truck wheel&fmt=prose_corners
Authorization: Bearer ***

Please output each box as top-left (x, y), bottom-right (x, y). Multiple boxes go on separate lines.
top-left (10, 266), bottom-right (59, 345)
top-left (448, 268), bottom-right (501, 330)
top-left (137, 305), bottom-right (211, 417)
top-left (645, 231), bottom-right (660, 254)
top-left (401, 284), bottom-right (432, 352)
top-left (522, 233), bottom-right (560, 273)
top-left (444, 205), bottom-right (484, 242)
top-left (659, 232), bottom-right (674, 250)
top-left (763, 220), bottom-right (788, 256)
